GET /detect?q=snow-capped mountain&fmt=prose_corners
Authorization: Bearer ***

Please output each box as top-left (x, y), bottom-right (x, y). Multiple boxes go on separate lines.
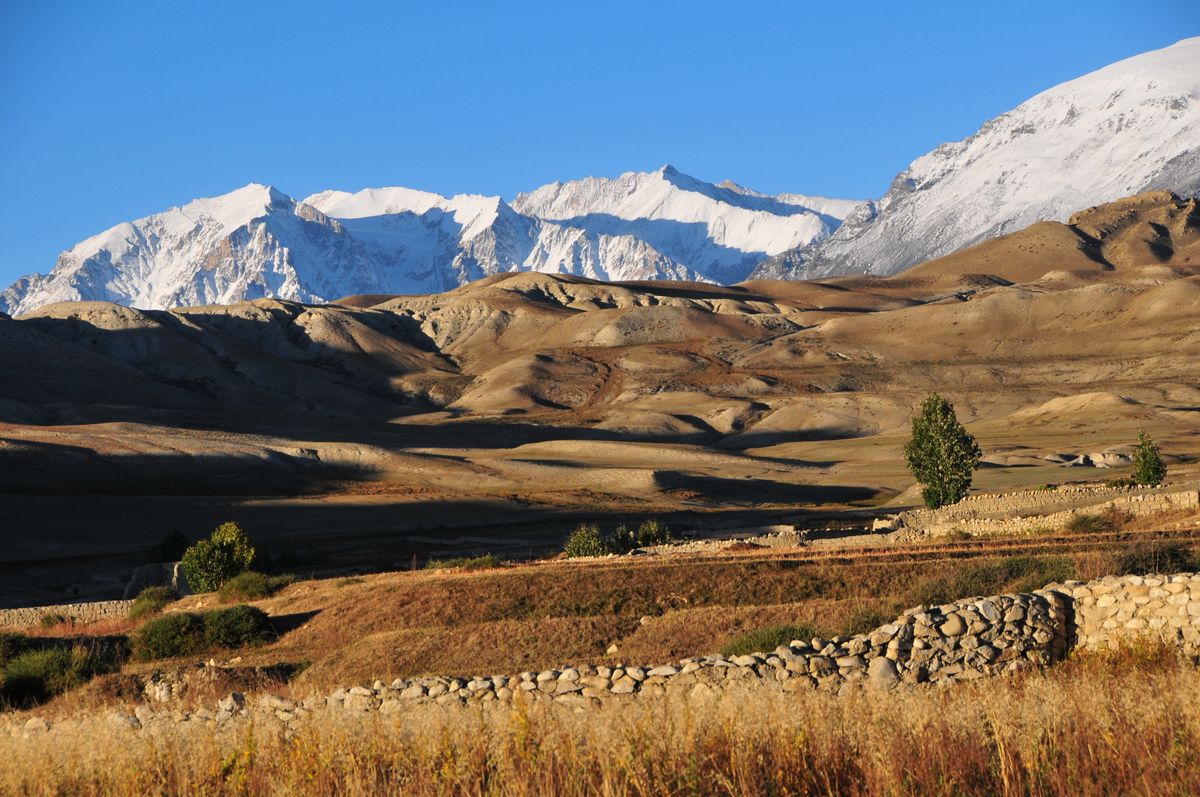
top-left (2, 167), bottom-right (854, 315)
top-left (753, 36), bottom-right (1200, 280)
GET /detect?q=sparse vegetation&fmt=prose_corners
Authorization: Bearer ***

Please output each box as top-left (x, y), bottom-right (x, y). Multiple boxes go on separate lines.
top-left (128, 585), bottom-right (177, 620)
top-left (0, 634), bottom-right (125, 708)
top-left (218, 571), bottom-right (296, 602)
top-left (39, 612), bottom-right (68, 628)
top-left (903, 393), bottom-right (982, 508)
top-left (7, 650), bottom-right (1198, 796)
top-left (720, 623), bottom-right (827, 656)
top-left (1115, 541), bottom-right (1197, 575)
top-left (908, 554), bottom-right (1076, 606)
top-left (1065, 507), bottom-right (1133, 533)
top-left (132, 605), bottom-right (274, 661)
top-left (425, 554), bottom-right (501, 571)
top-left (564, 520), bottom-right (673, 558)
top-left (180, 521), bottom-right (257, 592)
top-left (1133, 430), bottom-right (1167, 486)
top-left (842, 606), bottom-right (895, 636)
top-left (1106, 477), bottom-right (1136, 489)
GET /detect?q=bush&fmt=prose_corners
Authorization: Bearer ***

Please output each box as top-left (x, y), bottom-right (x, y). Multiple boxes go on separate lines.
top-left (129, 586), bottom-right (177, 621)
top-left (1133, 431), bottom-right (1166, 487)
top-left (721, 624), bottom-right (828, 657)
top-left (132, 605), bottom-right (274, 661)
top-left (635, 519), bottom-right (672, 547)
top-left (218, 571), bottom-right (296, 602)
top-left (132, 612), bottom-right (208, 660)
top-left (1115, 541), bottom-right (1198, 576)
top-left (203, 605), bottom-right (275, 649)
top-left (424, 555), bottom-right (500, 571)
top-left (1064, 508), bottom-right (1132, 534)
top-left (564, 524), bottom-right (614, 558)
top-left (181, 521), bottom-right (257, 592)
top-left (903, 393), bottom-right (982, 508)
top-left (564, 520), bottom-right (672, 558)
top-left (39, 612), bottom-right (68, 628)
top-left (0, 637), bottom-right (123, 708)
top-left (1106, 478), bottom-right (1136, 489)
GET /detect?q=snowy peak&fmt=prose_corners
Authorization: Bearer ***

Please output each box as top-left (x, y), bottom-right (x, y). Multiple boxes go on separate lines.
top-left (755, 36), bottom-right (1200, 280)
top-left (5, 169), bottom-right (858, 314)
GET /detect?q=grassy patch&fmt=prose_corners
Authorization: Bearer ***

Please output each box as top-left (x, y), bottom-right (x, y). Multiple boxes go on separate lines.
top-left (218, 571), bottom-right (296, 602)
top-left (0, 634), bottom-right (127, 708)
top-left (1114, 541), bottom-right (1198, 576)
top-left (132, 605), bottom-right (275, 661)
top-left (128, 586), bottom-right (178, 621)
top-left (424, 555), bottom-right (501, 572)
top-left (908, 554), bottom-right (1076, 606)
top-left (720, 624), bottom-right (828, 657)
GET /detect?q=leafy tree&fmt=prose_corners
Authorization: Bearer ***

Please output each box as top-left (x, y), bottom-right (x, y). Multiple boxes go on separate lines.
top-left (903, 393), bottom-right (982, 509)
top-left (180, 522), bottom-right (257, 592)
top-left (1132, 431), bottom-right (1166, 487)
top-left (563, 524), bottom-right (612, 558)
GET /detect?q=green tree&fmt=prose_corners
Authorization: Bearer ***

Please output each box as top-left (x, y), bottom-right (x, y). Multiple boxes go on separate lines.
top-left (180, 522), bottom-right (257, 592)
top-left (1132, 431), bottom-right (1166, 487)
top-left (904, 393), bottom-right (982, 509)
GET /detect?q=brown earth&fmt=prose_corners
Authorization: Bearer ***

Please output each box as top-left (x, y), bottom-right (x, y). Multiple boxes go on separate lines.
top-left (1, 190), bottom-right (1198, 606)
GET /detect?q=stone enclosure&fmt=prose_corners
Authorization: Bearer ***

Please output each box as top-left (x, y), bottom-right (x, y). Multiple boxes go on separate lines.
top-left (27, 572), bottom-right (1196, 737)
top-left (880, 485), bottom-right (1199, 540)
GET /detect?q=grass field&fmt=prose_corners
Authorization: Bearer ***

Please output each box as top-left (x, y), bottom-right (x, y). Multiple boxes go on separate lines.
top-left (2, 642), bottom-right (1195, 796)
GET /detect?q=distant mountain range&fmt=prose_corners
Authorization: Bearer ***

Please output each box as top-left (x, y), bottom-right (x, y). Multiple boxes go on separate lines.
top-left (0, 167), bottom-right (854, 315)
top-left (3, 37), bottom-right (1198, 314)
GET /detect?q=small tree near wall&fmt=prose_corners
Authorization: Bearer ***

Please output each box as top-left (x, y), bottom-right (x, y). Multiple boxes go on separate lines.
top-left (904, 393), bottom-right (982, 509)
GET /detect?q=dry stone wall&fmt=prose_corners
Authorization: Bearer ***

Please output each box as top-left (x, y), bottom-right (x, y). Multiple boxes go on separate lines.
top-left (13, 573), bottom-right (1200, 737)
top-left (0, 599), bottom-right (132, 629)
top-left (883, 487), bottom-right (1198, 540)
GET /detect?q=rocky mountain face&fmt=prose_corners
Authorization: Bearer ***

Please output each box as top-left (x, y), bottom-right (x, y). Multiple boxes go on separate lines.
top-left (2, 168), bottom-right (854, 315)
top-left (753, 36), bottom-right (1200, 280)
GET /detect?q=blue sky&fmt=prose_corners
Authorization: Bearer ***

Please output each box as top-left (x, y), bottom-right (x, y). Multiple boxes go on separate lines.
top-left (1, 0), bottom-right (1197, 286)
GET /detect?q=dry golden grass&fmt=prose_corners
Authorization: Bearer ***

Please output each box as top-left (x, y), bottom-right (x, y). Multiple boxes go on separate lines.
top-left (2, 644), bottom-right (1196, 796)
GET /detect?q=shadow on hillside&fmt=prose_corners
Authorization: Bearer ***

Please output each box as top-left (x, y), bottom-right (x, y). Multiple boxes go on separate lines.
top-left (270, 610), bottom-right (320, 637)
top-left (654, 471), bottom-right (879, 506)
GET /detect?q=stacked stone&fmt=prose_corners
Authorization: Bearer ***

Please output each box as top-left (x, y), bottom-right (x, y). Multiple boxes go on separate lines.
top-left (312, 591), bottom-right (1070, 711)
top-left (1056, 573), bottom-right (1200, 652)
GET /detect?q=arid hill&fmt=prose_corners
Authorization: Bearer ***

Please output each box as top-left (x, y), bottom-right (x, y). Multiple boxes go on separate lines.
top-left (2, 190), bottom-right (1198, 604)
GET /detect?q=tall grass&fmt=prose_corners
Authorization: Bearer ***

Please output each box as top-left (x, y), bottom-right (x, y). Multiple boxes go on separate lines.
top-left (2, 646), bottom-right (1197, 795)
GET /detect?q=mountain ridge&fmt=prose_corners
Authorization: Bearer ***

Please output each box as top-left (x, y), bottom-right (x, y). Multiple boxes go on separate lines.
top-left (2, 168), bottom-right (854, 315)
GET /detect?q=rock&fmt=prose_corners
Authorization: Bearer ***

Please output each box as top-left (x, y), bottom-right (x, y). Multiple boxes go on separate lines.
top-left (866, 656), bottom-right (899, 688)
top-left (938, 614), bottom-right (967, 636)
top-left (647, 665), bottom-right (678, 677)
top-left (218, 693), bottom-right (246, 713)
top-left (23, 717), bottom-right (50, 733)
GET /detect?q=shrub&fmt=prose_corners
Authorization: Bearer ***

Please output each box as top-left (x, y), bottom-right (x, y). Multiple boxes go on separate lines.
top-left (0, 637), bottom-right (123, 708)
top-left (635, 519), bottom-right (672, 547)
top-left (132, 606), bottom-right (274, 661)
top-left (1115, 541), bottom-right (1198, 576)
top-left (145, 530), bottom-right (189, 564)
top-left (564, 524), bottom-right (614, 558)
top-left (1133, 431), bottom-right (1166, 487)
top-left (1106, 477), bottom-right (1136, 489)
top-left (903, 393), bottom-right (982, 508)
top-left (203, 605), bottom-right (275, 649)
top-left (1065, 513), bottom-right (1109, 533)
top-left (132, 612), bottom-right (208, 660)
top-left (721, 624), bottom-right (828, 657)
top-left (424, 555), bottom-right (500, 571)
top-left (39, 612), bottom-right (68, 628)
top-left (181, 521), bottom-right (257, 592)
top-left (129, 586), bottom-right (177, 621)
top-left (1065, 508), bottom-right (1132, 534)
top-left (218, 571), bottom-right (296, 602)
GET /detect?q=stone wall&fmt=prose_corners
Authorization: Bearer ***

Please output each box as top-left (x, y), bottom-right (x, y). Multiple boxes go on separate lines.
top-left (0, 599), bottom-right (133, 629)
top-left (13, 573), bottom-right (1200, 735)
top-left (884, 488), bottom-right (1199, 540)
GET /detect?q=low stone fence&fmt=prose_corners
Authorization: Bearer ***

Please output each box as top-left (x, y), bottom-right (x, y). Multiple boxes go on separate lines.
top-left (0, 599), bottom-right (133, 629)
top-left (883, 488), bottom-right (1199, 540)
top-left (13, 573), bottom-right (1200, 736)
